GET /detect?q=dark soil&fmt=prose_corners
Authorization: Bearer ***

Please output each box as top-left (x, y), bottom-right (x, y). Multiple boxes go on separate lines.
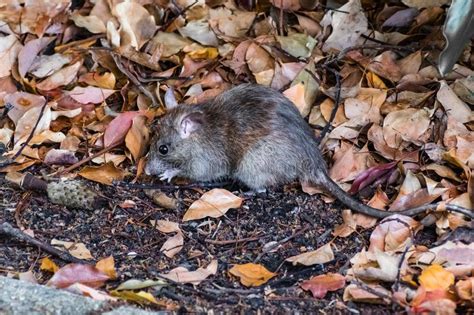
top-left (0, 174), bottom-right (431, 313)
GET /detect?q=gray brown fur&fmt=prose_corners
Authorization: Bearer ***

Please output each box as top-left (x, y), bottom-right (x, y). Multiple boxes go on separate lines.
top-left (145, 84), bottom-right (471, 219)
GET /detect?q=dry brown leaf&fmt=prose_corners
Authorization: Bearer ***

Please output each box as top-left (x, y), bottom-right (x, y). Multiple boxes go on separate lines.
top-left (160, 260), bottom-right (218, 285)
top-left (125, 115), bottom-right (149, 160)
top-left (51, 239), bottom-right (93, 260)
top-left (369, 214), bottom-right (421, 253)
top-left (150, 220), bottom-right (181, 234)
top-left (383, 108), bottom-right (432, 148)
top-left (160, 232), bottom-right (184, 258)
top-left (183, 189), bottom-right (243, 221)
top-left (286, 243), bottom-right (334, 266)
top-left (78, 162), bottom-right (126, 186)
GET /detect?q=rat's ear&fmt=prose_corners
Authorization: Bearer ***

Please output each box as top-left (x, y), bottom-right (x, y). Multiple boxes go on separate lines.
top-left (179, 112), bottom-right (204, 138)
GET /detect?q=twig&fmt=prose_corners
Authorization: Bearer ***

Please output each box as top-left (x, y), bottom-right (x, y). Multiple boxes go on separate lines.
top-left (0, 100), bottom-right (48, 169)
top-left (14, 192), bottom-right (31, 231)
top-left (393, 244), bottom-right (411, 292)
top-left (205, 236), bottom-right (261, 245)
top-left (318, 66), bottom-right (342, 141)
top-left (325, 44), bottom-right (418, 65)
top-left (254, 226), bottom-right (310, 262)
top-left (0, 222), bottom-right (87, 264)
top-left (53, 142), bottom-right (121, 176)
top-left (353, 279), bottom-right (403, 307)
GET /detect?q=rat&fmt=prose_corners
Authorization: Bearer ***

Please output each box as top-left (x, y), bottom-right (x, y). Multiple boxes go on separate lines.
top-left (145, 84), bottom-right (472, 219)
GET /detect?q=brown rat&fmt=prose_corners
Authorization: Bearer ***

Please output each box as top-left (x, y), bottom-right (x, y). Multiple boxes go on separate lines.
top-left (145, 84), bottom-right (472, 219)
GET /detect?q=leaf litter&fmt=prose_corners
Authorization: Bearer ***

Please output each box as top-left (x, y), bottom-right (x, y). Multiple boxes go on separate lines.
top-left (0, 0), bottom-right (473, 313)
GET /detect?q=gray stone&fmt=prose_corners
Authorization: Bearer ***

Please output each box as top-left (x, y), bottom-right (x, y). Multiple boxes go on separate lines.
top-left (0, 277), bottom-right (161, 315)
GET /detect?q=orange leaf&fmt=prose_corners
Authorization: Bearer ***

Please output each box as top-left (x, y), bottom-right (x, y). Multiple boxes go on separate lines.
top-left (300, 273), bottom-right (345, 298)
top-left (40, 257), bottom-right (59, 273)
top-left (419, 264), bottom-right (455, 292)
top-left (228, 263), bottom-right (276, 287)
top-left (78, 162), bottom-right (126, 185)
top-left (96, 256), bottom-right (117, 280)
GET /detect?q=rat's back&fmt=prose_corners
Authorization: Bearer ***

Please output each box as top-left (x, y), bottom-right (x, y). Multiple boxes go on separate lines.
top-left (204, 84), bottom-right (322, 190)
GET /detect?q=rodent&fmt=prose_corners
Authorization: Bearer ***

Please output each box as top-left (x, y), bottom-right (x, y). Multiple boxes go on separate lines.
top-left (145, 84), bottom-right (472, 219)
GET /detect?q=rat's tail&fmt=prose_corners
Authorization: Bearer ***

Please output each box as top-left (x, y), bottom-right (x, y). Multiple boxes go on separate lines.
top-left (318, 172), bottom-right (474, 219)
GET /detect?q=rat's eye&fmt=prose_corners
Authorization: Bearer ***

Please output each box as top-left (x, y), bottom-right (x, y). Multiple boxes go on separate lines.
top-left (158, 145), bottom-right (169, 155)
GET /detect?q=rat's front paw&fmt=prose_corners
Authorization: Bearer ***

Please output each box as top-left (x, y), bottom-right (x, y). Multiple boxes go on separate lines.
top-left (159, 169), bottom-right (181, 183)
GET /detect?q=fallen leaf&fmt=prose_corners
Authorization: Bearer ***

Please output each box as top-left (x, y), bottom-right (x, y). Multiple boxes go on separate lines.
top-left (36, 61), bottom-right (81, 90)
top-left (160, 260), bottom-right (218, 285)
top-left (150, 220), bottom-right (180, 233)
top-left (283, 82), bottom-right (310, 117)
top-left (182, 189), bottom-right (243, 221)
top-left (369, 214), bottom-right (421, 252)
top-left (300, 273), bottom-right (346, 298)
top-left (114, 1), bottom-right (157, 49)
top-left (125, 115), bottom-right (149, 160)
top-left (343, 283), bottom-right (391, 304)
top-left (95, 256), bottom-right (116, 280)
top-left (51, 239), bottom-right (93, 260)
top-left (78, 162), bottom-right (126, 186)
top-left (40, 257), bottom-right (59, 273)
top-left (160, 232), bottom-right (184, 258)
top-left (229, 263), bottom-right (276, 287)
top-left (0, 35), bottom-right (23, 78)
top-left (66, 283), bottom-right (117, 301)
top-left (419, 264), bottom-right (455, 292)
top-left (286, 243), bottom-right (334, 266)
top-left (321, 0), bottom-right (368, 52)
top-left (110, 290), bottom-right (163, 305)
top-left (18, 37), bottom-right (55, 78)
top-left (67, 86), bottom-right (116, 104)
top-left (48, 263), bottom-right (110, 288)
top-left (116, 279), bottom-right (167, 291)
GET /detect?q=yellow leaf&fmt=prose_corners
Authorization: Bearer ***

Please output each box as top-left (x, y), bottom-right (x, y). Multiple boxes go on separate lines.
top-left (78, 162), bottom-right (126, 185)
top-left (183, 189), bottom-right (243, 221)
top-left (366, 72), bottom-right (387, 89)
top-left (188, 47), bottom-right (219, 60)
top-left (419, 264), bottom-right (455, 291)
top-left (96, 256), bottom-right (117, 280)
top-left (110, 290), bottom-right (163, 305)
top-left (40, 257), bottom-right (59, 273)
top-left (228, 263), bottom-right (276, 287)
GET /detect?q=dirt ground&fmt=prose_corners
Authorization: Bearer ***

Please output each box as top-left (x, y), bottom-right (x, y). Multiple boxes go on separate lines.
top-left (0, 172), bottom-right (440, 313)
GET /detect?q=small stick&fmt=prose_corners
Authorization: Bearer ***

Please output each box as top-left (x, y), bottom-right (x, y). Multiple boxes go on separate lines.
top-left (205, 236), bottom-right (261, 245)
top-left (319, 66), bottom-right (342, 141)
top-left (0, 222), bottom-right (87, 264)
top-left (54, 142), bottom-right (120, 176)
top-left (254, 226), bottom-right (310, 262)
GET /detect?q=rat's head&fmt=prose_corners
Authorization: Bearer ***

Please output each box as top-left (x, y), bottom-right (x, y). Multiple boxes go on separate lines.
top-left (145, 106), bottom-right (205, 176)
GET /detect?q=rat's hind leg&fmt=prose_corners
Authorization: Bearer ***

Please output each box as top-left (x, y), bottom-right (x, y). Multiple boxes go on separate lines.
top-left (234, 139), bottom-right (299, 190)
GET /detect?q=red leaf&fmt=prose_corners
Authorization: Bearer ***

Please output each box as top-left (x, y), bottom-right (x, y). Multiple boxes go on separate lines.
top-left (300, 273), bottom-right (346, 298)
top-left (103, 111), bottom-right (141, 147)
top-left (47, 263), bottom-right (110, 289)
top-left (349, 161), bottom-right (397, 194)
